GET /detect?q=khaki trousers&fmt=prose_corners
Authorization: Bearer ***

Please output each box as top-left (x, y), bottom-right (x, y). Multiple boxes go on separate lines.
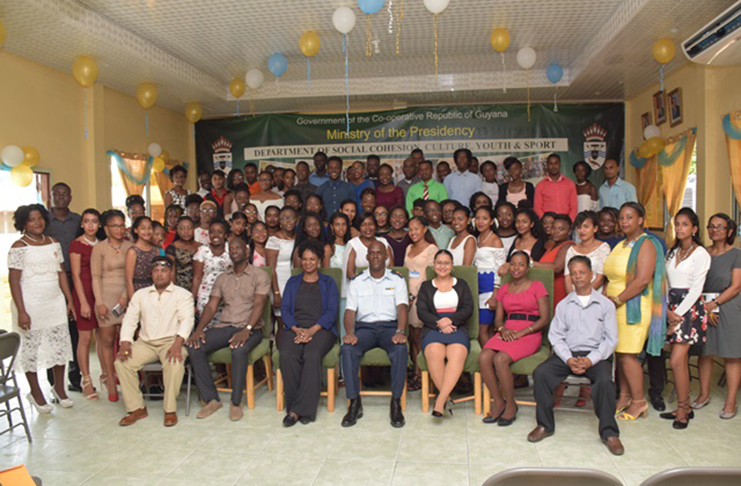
top-left (114, 337), bottom-right (188, 413)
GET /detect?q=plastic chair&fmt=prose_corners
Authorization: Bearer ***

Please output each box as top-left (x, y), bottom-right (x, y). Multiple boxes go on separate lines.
top-left (639, 467), bottom-right (741, 486)
top-left (207, 266), bottom-right (274, 409)
top-left (483, 267), bottom-right (554, 415)
top-left (274, 267), bottom-right (343, 412)
top-left (417, 265), bottom-right (483, 415)
top-left (0, 332), bottom-right (33, 443)
top-left (483, 467), bottom-right (623, 486)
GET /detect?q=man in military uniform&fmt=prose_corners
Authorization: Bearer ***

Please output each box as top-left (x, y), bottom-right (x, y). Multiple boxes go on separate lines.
top-left (341, 240), bottom-right (409, 428)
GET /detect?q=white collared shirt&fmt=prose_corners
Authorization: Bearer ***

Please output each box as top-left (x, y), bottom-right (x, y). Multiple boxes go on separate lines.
top-left (346, 269), bottom-right (409, 323)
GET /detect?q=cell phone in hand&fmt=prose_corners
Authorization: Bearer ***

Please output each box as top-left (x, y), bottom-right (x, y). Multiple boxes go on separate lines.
top-left (111, 303), bottom-right (125, 318)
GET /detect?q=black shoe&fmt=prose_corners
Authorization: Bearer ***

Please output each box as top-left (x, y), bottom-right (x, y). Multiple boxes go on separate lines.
top-left (672, 418), bottom-right (690, 429)
top-left (342, 398), bottom-right (363, 427)
top-left (390, 398), bottom-right (405, 428)
top-left (649, 394), bottom-right (666, 412)
top-left (660, 410), bottom-right (694, 420)
top-left (498, 404), bottom-right (518, 427)
top-left (67, 382), bottom-right (83, 393)
top-left (431, 410), bottom-right (443, 418)
top-left (283, 414), bottom-right (298, 428)
top-left (482, 402), bottom-right (506, 424)
top-left (299, 416), bottom-right (314, 425)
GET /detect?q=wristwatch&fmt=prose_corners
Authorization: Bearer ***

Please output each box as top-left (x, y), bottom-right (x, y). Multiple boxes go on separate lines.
top-left (395, 329), bottom-right (404, 335)
top-left (246, 325), bottom-right (253, 332)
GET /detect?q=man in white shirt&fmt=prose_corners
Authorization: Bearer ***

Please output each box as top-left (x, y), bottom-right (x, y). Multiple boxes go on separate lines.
top-left (115, 257), bottom-right (195, 427)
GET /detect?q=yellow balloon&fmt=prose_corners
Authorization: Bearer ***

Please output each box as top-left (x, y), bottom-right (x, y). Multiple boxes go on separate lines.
top-left (185, 102), bottom-right (202, 124)
top-left (646, 136), bottom-right (665, 155)
top-left (136, 83), bottom-right (158, 109)
top-left (10, 165), bottom-right (33, 187)
top-left (152, 157), bottom-right (166, 173)
top-left (299, 31), bottom-right (320, 58)
top-left (652, 38), bottom-right (676, 64)
top-left (160, 150), bottom-right (170, 163)
top-left (490, 28), bottom-right (510, 52)
top-left (72, 56), bottom-right (98, 88)
top-left (0, 21), bottom-right (6, 49)
top-left (22, 147), bottom-right (40, 167)
top-left (638, 142), bottom-right (653, 159)
top-left (229, 78), bottom-right (246, 99)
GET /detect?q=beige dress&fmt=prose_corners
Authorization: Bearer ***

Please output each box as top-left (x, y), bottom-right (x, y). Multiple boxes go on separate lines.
top-left (404, 244), bottom-right (438, 329)
top-left (91, 239), bottom-right (133, 327)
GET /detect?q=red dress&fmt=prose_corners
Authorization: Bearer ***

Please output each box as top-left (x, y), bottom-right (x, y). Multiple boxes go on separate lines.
top-left (539, 241), bottom-right (572, 308)
top-left (375, 186), bottom-right (405, 211)
top-left (484, 280), bottom-right (548, 361)
top-left (69, 240), bottom-right (98, 331)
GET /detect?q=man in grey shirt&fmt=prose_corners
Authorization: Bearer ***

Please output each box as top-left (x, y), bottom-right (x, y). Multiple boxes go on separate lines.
top-left (528, 256), bottom-right (623, 456)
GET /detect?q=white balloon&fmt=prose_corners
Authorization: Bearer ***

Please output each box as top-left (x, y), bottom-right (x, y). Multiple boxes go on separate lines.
top-left (423, 0), bottom-right (450, 14)
top-left (643, 125), bottom-right (661, 140)
top-left (1, 145), bottom-right (24, 167)
top-left (147, 142), bottom-right (162, 158)
top-left (516, 46), bottom-right (537, 70)
top-left (332, 7), bottom-right (356, 34)
top-left (246, 68), bottom-right (264, 90)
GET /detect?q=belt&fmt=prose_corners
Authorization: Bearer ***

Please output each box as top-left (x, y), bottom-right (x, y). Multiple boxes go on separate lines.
top-left (507, 313), bottom-right (539, 322)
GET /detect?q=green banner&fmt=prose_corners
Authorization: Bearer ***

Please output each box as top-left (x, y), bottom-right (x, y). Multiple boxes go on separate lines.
top-left (196, 103), bottom-right (623, 181)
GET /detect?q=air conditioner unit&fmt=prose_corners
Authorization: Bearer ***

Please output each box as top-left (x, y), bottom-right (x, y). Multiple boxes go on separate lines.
top-left (683, 1), bottom-right (741, 65)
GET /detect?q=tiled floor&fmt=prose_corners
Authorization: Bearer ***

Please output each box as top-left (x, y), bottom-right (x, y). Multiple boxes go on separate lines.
top-left (0, 360), bottom-right (740, 486)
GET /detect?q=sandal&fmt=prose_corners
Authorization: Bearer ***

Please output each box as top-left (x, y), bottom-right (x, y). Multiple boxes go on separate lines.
top-left (617, 399), bottom-right (648, 421)
top-left (407, 372), bottom-right (422, 392)
top-left (616, 393), bottom-right (632, 414)
top-left (81, 375), bottom-right (98, 400)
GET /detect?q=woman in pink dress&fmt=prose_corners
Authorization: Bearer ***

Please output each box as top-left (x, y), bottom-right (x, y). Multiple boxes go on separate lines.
top-left (479, 251), bottom-right (550, 426)
top-left (375, 164), bottom-right (405, 210)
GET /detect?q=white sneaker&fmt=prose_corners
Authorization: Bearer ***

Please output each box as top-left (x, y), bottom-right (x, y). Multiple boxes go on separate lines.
top-left (26, 393), bottom-right (53, 414)
top-left (51, 388), bottom-right (74, 408)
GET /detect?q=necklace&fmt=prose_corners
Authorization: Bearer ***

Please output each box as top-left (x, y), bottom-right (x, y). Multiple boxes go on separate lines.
top-left (83, 235), bottom-right (98, 246)
top-left (108, 240), bottom-right (123, 253)
top-left (576, 181), bottom-right (587, 187)
top-left (678, 243), bottom-right (695, 263)
top-left (24, 233), bottom-right (44, 243)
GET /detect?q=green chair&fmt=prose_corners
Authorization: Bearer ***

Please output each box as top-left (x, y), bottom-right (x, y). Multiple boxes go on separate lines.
top-left (273, 267), bottom-right (343, 413)
top-left (354, 266), bottom-right (412, 411)
top-left (207, 267), bottom-right (274, 410)
top-left (482, 267), bottom-right (554, 415)
top-left (417, 265), bottom-right (483, 415)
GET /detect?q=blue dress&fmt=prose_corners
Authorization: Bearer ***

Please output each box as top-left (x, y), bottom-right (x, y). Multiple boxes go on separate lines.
top-left (419, 279), bottom-right (471, 351)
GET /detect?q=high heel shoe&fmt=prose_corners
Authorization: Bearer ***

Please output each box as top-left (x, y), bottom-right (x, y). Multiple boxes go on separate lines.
top-left (26, 393), bottom-right (53, 414)
top-left (81, 375), bottom-right (98, 401)
top-left (617, 399), bottom-right (648, 421)
top-left (498, 404), bottom-right (518, 427)
top-left (100, 373), bottom-right (118, 402)
top-left (616, 394), bottom-right (632, 414)
top-left (482, 401), bottom-right (506, 424)
top-left (672, 400), bottom-right (691, 430)
top-left (51, 388), bottom-right (74, 408)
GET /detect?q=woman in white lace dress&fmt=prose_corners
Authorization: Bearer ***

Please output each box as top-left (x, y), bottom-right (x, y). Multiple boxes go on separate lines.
top-left (8, 204), bottom-right (75, 414)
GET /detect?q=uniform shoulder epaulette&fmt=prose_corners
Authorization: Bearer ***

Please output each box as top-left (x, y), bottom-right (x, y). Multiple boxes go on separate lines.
top-left (350, 270), bottom-right (366, 281)
top-left (389, 269), bottom-right (403, 279)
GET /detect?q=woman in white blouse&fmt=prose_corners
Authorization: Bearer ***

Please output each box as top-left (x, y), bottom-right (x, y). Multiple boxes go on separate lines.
top-left (346, 212), bottom-right (394, 279)
top-left (662, 208), bottom-right (711, 429)
top-left (564, 211), bottom-right (611, 293)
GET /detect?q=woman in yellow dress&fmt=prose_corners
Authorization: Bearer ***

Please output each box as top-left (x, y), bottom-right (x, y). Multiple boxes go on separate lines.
top-left (603, 202), bottom-right (666, 421)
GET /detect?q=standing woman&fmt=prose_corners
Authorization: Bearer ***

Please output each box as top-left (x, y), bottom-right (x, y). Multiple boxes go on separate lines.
top-left (252, 171), bottom-right (284, 221)
top-left (264, 205), bottom-right (282, 237)
top-left (697, 214), bottom-right (741, 419)
top-left (305, 194), bottom-right (326, 224)
top-left (495, 202), bottom-right (518, 254)
top-left (340, 200), bottom-right (360, 238)
top-left (603, 202), bottom-right (665, 421)
top-left (250, 221), bottom-right (269, 268)
top-left (565, 211), bottom-right (610, 293)
top-left (228, 212), bottom-right (250, 244)
top-left (505, 208), bottom-right (547, 262)
top-left (536, 215), bottom-right (574, 308)
top-left (205, 170), bottom-right (229, 219)
top-left (69, 209), bottom-right (106, 400)
top-left (447, 207), bottom-right (477, 266)
top-left (360, 188), bottom-right (377, 215)
top-left (163, 165), bottom-right (190, 210)
top-left (124, 195), bottom-right (146, 241)
top-left (163, 204), bottom-right (182, 249)
top-left (191, 220), bottom-right (231, 321)
top-left (223, 168), bottom-right (245, 213)
top-left (374, 205), bottom-right (391, 236)
top-left (470, 192), bottom-right (493, 213)
top-left (375, 164), bottom-right (405, 210)
top-left (266, 206), bottom-right (298, 339)
top-left (244, 203), bottom-right (259, 232)
top-left (292, 212), bottom-right (331, 268)
top-left (416, 249), bottom-right (474, 416)
top-left (497, 157), bottom-right (535, 208)
top-left (195, 200), bottom-right (216, 245)
top-left (661, 208), bottom-right (710, 429)
top-left (541, 212), bottom-right (557, 251)
top-left (346, 212), bottom-right (394, 279)
top-left (91, 209), bottom-right (132, 402)
top-left (385, 206), bottom-right (412, 267)
top-left (124, 216), bottom-right (159, 299)
top-left (597, 207), bottom-right (622, 249)
top-left (573, 161), bottom-right (599, 213)
top-left (473, 207), bottom-right (506, 345)
top-left (8, 204), bottom-right (76, 413)
top-left (165, 216), bottom-right (201, 290)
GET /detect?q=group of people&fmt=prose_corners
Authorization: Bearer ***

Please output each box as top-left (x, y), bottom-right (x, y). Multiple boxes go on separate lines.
top-left (8, 148), bottom-right (741, 457)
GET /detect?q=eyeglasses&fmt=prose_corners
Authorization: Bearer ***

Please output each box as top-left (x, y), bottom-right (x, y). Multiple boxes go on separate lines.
top-left (279, 216), bottom-right (296, 222)
top-left (107, 224), bottom-right (125, 229)
top-left (707, 225), bottom-right (728, 231)
top-left (201, 208), bottom-right (217, 214)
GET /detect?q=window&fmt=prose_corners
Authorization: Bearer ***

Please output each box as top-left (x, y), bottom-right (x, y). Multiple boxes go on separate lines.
top-left (109, 155), bottom-right (165, 225)
top-left (681, 147), bottom-right (697, 212)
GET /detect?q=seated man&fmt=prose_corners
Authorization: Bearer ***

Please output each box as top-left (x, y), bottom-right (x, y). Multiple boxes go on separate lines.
top-left (116, 256), bottom-right (194, 427)
top-left (341, 240), bottom-right (409, 428)
top-left (187, 237), bottom-right (270, 421)
top-left (528, 256), bottom-right (624, 456)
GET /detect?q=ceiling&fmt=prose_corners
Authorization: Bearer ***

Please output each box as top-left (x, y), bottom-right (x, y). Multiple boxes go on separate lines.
top-left (0, 0), bottom-right (736, 116)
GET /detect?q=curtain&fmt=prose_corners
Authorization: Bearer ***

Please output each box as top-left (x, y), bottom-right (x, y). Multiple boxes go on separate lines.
top-left (108, 150), bottom-right (152, 197)
top-left (659, 128), bottom-right (697, 247)
top-left (723, 111), bottom-right (741, 211)
top-left (632, 151), bottom-right (659, 209)
top-left (154, 162), bottom-right (175, 203)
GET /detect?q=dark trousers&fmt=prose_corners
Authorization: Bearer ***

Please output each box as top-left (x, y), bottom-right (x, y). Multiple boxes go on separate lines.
top-left (279, 328), bottom-right (335, 420)
top-left (647, 350), bottom-right (666, 399)
top-left (533, 353), bottom-right (619, 440)
top-left (48, 314), bottom-right (80, 387)
top-left (189, 327), bottom-right (263, 406)
top-left (341, 321), bottom-right (407, 400)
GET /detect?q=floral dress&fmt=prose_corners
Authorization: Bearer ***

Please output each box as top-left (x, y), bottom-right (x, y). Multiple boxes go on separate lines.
top-left (193, 245), bottom-right (231, 322)
top-left (132, 246), bottom-right (159, 291)
top-left (166, 245), bottom-right (198, 290)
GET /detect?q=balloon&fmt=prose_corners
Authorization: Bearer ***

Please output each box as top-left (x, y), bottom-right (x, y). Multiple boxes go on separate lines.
top-left (638, 142), bottom-right (653, 159)
top-left (516, 47), bottom-right (537, 70)
top-left (643, 125), bottom-right (661, 140)
top-left (0, 21), bottom-right (6, 49)
top-left (72, 56), bottom-right (98, 88)
top-left (22, 147), bottom-right (40, 167)
top-left (185, 102), bottom-right (202, 123)
top-left (152, 157), bottom-right (165, 173)
top-left (1, 145), bottom-right (24, 167)
top-left (229, 78), bottom-right (245, 99)
top-left (160, 150), bottom-right (170, 163)
top-left (246, 69), bottom-right (264, 90)
top-left (147, 143), bottom-right (162, 158)
top-left (546, 63), bottom-right (563, 84)
top-left (652, 38), bottom-right (676, 64)
top-left (10, 165), bottom-right (33, 187)
top-left (646, 136), bottom-right (665, 155)
top-left (358, 0), bottom-right (385, 15)
top-left (333, 7), bottom-right (357, 34)
top-left (490, 28), bottom-right (510, 52)
top-left (268, 53), bottom-right (288, 78)
top-left (299, 31), bottom-right (320, 57)
top-left (423, 0), bottom-right (450, 14)
top-left (136, 83), bottom-right (158, 109)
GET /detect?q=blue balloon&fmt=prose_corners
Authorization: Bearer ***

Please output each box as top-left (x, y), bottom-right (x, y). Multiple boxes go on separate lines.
top-left (546, 63), bottom-right (563, 84)
top-left (358, 0), bottom-right (385, 15)
top-left (268, 53), bottom-right (288, 78)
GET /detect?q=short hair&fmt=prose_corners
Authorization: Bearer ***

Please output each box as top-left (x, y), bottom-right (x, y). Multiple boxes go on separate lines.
top-left (510, 250), bottom-right (531, 266)
top-left (209, 219), bottom-right (230, 235)
top-left (151, 255), bottom-right (173, 269)
top-left (185, 194), bottom-right (204, 207)
top-left (169, 165), bottom-right (187, 179)
top-left (198, 171), bottom-right (211, 178)
top-left (212, 169), bottom-right (226, 179)
top-left (233, 182), bottom-right (251, 195)
top-left (357, 211), bottom-right (377, 227)
top-left (52, 182), bottom-right (71, 192)
top-left (552, 214), bottom-right (573, 228)
top-left (480, 160), bottom-right (496, 172)
top-left (503, 157), bottom-right (521, 170)
top-left (572, 160), bottom-right (592, 178)
top-left (453, 148), bottom-right (473, 162)
top-left (418, 159), bottom-right (433, 169)
top-left (411, 148), bottom-right (424, 156)
top-left (327, 156), bottom-right (343, 166)
top-left (314, 151), bottom-right (328, 159)
top-left (244, 162), bottom-right (258, 171)
top-left (165, 204), bottom-right (183, 215)
top-left (367, 154), bottom-right (380, 163)
top-left (547, 153), bottom-right (561, 162)
top-left (437, 161), bottom-right (450, 169)
top-left (125, 194), bottom-right (145, 209)
top-left (709, 212), bottom-right (737, 245)
top-left (13, 204), bottom-right (49, 232)
top-left (379, 163), bottom-right (394, 173)
top-left (297, 238), bottom-right (325, 261)
top-left (542, 211), bottom-right (557, 221)
top-left (340, 199), bottom-right (357, 210)
top-left (283, 168), bottom-right (296, 177)
top-left (413, 198), bottom-right (427, 209)
top-left (283, 189), bottom-right (303, 204)
top-left (296, 161), bottom-right (309, 169)
top-left (574, 210), bottom-right (599, 228)
top-left (568, 255), bottom-right (592, 271)
top-left (360, 187), bottom-right (376, 199)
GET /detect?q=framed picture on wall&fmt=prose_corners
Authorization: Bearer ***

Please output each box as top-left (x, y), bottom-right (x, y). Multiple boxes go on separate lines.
top-left (653, 91), bottom-right (667, 125)
top-left (668, 87), bottom-right (683, 127)
top-left (641, 112), bottom-right (652, 131)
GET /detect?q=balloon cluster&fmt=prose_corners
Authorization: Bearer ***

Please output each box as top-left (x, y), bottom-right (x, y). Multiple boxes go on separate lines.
top-left (638, 125), bottom-right (665, 158)
top-left (1, 145), bottom-right (39, 187)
